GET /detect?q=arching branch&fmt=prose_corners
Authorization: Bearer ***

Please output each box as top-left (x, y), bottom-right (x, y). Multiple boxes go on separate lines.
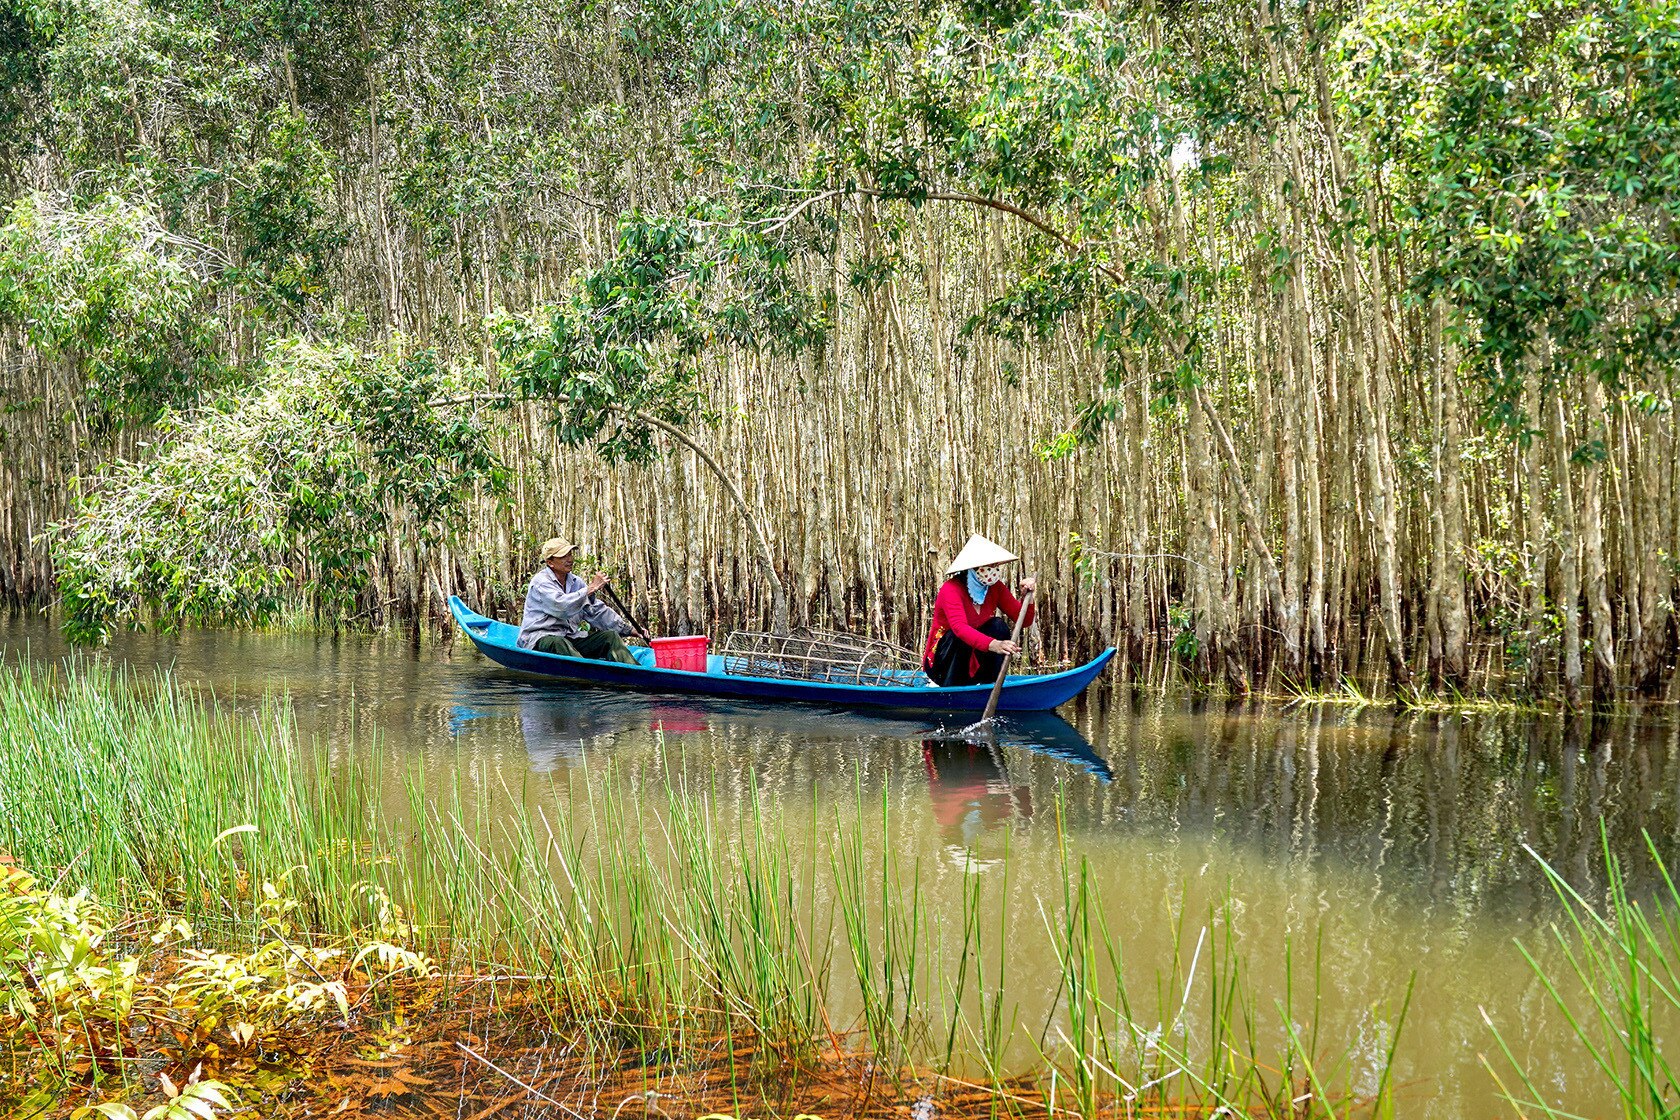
top-left (619, 407), bottom-right (790, 635)
top-left (427, 391), bottom-right (791, 634)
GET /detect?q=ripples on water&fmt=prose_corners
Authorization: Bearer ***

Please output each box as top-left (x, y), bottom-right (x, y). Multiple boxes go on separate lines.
top-left (2, 615), bottom-right (1674, 1118)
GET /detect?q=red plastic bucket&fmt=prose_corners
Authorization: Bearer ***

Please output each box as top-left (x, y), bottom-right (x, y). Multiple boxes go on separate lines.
top-left (651, 635), bottom-right (710, 672)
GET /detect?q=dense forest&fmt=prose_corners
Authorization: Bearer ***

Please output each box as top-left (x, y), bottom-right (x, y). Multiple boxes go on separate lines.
top-left (1, 0), bottom-right (1676, 701)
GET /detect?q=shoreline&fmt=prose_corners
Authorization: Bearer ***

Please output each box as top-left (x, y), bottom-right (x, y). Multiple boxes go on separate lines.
top-left (2, 606), bottom-right (1672, 714)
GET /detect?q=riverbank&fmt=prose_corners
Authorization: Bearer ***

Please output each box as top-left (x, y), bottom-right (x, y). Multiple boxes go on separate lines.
top-left (0, 659), bottom-right (1409, 1119)
top-left (1, 856), bottom-right (973, 1120)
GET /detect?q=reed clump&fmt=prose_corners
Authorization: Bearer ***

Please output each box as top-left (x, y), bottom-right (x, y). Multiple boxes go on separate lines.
top-left (1482, 831), bottom-right (1680, 1119)
top-left (0, 658), bottom-right (1408, 1118)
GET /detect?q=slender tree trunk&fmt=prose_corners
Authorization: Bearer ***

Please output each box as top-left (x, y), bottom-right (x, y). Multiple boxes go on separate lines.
top-left (1552, 394), bottom-right (1583, 708)
top-left (1515, 366), bottom-right (1550, 695)
top-left (1428, 297), bottom-right (1470, 686)
top-left (1437, 312), bottom-right (1470, 685)
top-left (1580, 376), bottom-right (1616, 702)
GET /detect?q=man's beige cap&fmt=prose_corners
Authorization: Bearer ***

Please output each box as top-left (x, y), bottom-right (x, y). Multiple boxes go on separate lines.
top-left (944, 534), bottom-right (1018, 575)
top-left (540, 538), bottom-right (580, 562)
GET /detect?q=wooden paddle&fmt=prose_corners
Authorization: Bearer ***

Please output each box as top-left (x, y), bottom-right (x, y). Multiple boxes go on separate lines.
top-left (982, 587), bottom-right (1035, 722)
top-left (601, 581), bottom-right (652, 643)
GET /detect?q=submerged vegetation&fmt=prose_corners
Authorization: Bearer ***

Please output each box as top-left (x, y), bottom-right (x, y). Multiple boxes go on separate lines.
top-left (0, 657), bottom-right (1431, 1117)
top-left (0, 0), bottom-right (1675, 701)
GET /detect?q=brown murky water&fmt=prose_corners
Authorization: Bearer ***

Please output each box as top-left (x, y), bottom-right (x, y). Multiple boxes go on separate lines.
top-left (4, 613), bottom-right (1675, 1118)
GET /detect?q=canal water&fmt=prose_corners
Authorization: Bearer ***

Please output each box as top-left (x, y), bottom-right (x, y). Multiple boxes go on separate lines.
top-left (3, 614), bottom-right (1674, 1118)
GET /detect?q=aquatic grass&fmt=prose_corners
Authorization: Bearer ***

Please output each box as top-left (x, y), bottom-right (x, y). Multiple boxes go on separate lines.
top-left (1394, 684), bottom-right (1546, 715)
top-left (836, 780), bottom-right (927, 1079)
top-left (1021, 787), bottom-right (1415, 1119)
top-left (0, 657), bottom-right (1411, 1118)
top-left (1274, 672), bottom-right (1549, 716)
top-left (1484, 829), bottom-right (1680, 1118)
top-left (1275, 676), bottom-right (1379, 709)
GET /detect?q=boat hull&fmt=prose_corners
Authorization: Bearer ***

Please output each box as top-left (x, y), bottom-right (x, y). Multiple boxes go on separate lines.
top-left (449, 596), bottom-right (1111, 713)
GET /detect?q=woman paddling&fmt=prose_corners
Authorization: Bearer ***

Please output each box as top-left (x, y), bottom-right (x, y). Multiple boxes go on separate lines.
top-left (922, 534), bottom-right (1036, 687)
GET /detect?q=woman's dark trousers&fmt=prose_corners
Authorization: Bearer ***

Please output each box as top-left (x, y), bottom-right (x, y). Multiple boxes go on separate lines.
top-left (928, 617), bottom-right (1013, 686)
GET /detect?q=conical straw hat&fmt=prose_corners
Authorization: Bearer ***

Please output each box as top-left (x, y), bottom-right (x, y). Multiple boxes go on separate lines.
top-left (944, 534), bottom-right (1018, 576)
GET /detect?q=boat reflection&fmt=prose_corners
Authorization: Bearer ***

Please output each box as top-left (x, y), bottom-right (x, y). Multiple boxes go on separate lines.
top-left (448, 673), bottom-right (1113, 782)
top-left (971, 712), bottom-right (1115, 781)
top-left (918, 715), bottom-right (1114, 845)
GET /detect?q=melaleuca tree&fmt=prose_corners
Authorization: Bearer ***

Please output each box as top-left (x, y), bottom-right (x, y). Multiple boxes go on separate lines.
top-left (0, 4), bottom-right (45, 185)
top-left (50, 203), bottom-right (828, 641)
top-left (230, 108), bottom-right (349, 319)
top-left (491, 208), bottom-right (832, 633)
top-left (0, 191), bottom-right (225, 433)
top-left (625, 0), bottom-right (1294, 669)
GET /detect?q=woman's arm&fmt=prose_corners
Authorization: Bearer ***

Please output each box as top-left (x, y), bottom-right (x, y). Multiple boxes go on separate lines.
top-left (994, 583), bottom-right (1037, 630)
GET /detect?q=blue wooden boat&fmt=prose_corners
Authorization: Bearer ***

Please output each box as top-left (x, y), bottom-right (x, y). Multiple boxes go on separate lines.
top-left (450, 596), bottom-right (1113, 713)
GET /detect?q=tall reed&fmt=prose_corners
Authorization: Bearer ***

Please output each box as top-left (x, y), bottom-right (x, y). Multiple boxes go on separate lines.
top-left (1485, 831), bottom-right (1680, 1118)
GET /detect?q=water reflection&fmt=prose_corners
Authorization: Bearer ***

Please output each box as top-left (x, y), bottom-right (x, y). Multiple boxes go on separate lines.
top-left (454, 675), bottom-right (1112, 788)
top-left (921, 738), bottom-right (1032, 847)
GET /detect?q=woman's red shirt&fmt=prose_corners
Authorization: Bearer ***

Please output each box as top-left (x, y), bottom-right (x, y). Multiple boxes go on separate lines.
top-left (921, 578), bottom-right (1036, 674)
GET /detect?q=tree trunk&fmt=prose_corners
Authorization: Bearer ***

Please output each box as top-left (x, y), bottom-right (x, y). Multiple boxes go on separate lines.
top-left (1552, 395), bottom-right (1583, 709)
top-left (1580, 376), bottom-right (1616, 702)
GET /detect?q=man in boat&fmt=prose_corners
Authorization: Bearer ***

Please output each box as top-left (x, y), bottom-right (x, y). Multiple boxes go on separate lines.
top-left (516, 538), bottom-right (648, 665)
top-left (922, 534), bottom-right (1036, 687)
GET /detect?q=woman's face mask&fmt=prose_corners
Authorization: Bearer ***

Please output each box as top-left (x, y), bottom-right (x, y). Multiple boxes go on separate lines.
top-left (973, 565), bottom-right (1004, 587)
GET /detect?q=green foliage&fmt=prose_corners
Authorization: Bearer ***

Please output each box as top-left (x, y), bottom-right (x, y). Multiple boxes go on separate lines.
top-left (0, 5), bottom-right (46, 178)
top-left (1340, 0), bottom-right (1680, 428)
top-left (491, 214), bottom-right (710, 463)
top-left (75, 1079), bottom-right (233, 1120)
top-left (0, 867), bottom-right (136, 1027)
top-left (0, 837), bottom-right (427, 1117)
top-left (1168, 601), bottom-right (1199, 663)
top-left (229, 109), bottom-right (347, 317)
top-left (0, 191), bottom-right (222, 430)
top-left (492, 207), bottom-right (829, 462)
top-left (18, 0), bottom-right (227, 175)
top-left (963, 259), bottom-right (1095, 345)
top-left (51, 337), bottom-right (505, 641)
top-left (168, 877), bottom-right (433, 1047)
top-left (12, 0), bottom-right (361, 319)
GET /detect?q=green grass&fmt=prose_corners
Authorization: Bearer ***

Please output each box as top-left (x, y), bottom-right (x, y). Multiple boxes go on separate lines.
top-left (1394, 683), bottom-right (1547, 715)
top-left (1276, 675), bottom-right (1380, 709)
top-left (0, 657), bottom-right (1410, 1118)
top-left (1274, 674), bottom-right (1551, 714)
top-left (1483, 830), bottom-right (1680, 1118)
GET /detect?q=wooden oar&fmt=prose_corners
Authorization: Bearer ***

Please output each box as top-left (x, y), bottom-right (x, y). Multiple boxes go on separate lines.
top-left (601, 581), bottom-right (652, 642)
top-left (982, 588), bottom-right (1035, 723)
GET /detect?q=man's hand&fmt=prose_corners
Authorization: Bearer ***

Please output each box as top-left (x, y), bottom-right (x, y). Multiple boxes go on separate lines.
top-left (586, 573), bottom-right (609, 595)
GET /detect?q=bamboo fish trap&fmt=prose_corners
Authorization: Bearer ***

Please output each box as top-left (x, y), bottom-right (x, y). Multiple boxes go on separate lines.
top-left (720, 628), bottom-right (928, 687)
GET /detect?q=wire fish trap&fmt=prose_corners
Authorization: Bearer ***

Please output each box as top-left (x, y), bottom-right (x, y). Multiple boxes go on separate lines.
top-left (721, 628), bottom-right (928, 687)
